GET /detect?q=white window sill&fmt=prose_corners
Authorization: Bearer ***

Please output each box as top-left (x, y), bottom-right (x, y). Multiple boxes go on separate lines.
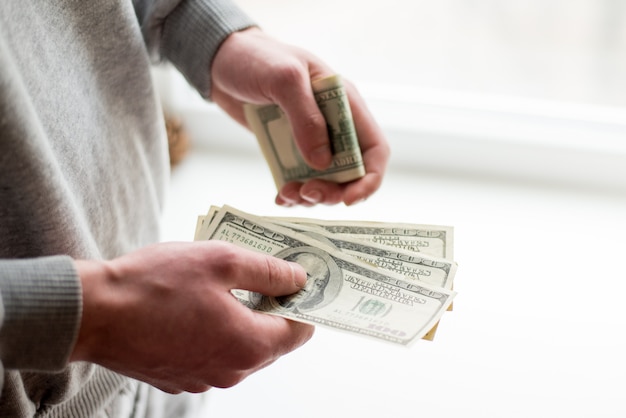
top-left (153, 65), bottom-right (626, 194)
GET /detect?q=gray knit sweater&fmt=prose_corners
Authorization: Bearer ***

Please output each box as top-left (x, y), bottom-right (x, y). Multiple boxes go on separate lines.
top-left (0, 0), bottom-right (254, 416)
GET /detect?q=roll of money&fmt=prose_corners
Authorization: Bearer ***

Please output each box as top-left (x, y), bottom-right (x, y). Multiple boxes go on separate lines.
top-left (244, 74), bottom-right (366, 189)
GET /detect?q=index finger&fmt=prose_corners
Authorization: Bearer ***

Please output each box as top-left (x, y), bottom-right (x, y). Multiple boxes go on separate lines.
top-left (271, 67), bottom-right (335, 170)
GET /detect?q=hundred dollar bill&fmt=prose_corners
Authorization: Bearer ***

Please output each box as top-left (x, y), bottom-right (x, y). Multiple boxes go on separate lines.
top-left (201, 205), bottom-right (456, 346)
top-left (195, 208), bottom-right (456, 288)
top-left (194, 206), bottom-right (455, 340)
top-left (198, 209), bottom-right (454, 261)
top-left (269, 216), bottom-right (454, 260)
top-left (275, 221), bottom-right (457, 290)
top-left (270, 221), bottom-right (457, 340)
top-left (194, 215), bottom-right (207, 240)
top-left (193, 205), bottom-right (223, 241)
top-left (243, 74), bottom-right (365, 190)
top-left (267, 215), bottom-right (456, 313)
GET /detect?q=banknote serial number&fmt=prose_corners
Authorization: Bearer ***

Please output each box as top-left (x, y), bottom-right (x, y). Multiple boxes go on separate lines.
top-left (218, 228), bottom-right (274, 253)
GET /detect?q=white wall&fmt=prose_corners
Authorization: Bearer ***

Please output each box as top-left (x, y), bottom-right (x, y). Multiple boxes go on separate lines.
top-left (153, 64), bottom-right (626, 194)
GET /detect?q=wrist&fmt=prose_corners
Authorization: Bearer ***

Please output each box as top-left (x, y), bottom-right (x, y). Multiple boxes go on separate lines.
top-left (161, 0), bottom-right (257, 99)
top-left (70, 259), bottom-right (113, 363)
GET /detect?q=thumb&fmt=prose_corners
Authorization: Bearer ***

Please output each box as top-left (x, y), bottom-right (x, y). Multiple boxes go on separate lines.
top-left (226, 248), bottom-right (307, 296)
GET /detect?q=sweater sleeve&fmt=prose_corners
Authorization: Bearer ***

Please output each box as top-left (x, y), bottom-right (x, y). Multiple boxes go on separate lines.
top-left (134, 0), bottom-right (256, 99)
top-left (0, 256), bottom-right (82, 374)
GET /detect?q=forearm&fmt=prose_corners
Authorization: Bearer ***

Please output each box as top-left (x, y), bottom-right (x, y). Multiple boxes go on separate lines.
top-left (0, 256), bottom-right (81, 371)
top-left (134, 0), bottom-right (256, 98)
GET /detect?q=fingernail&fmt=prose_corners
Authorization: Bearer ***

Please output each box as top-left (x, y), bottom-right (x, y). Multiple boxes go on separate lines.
top-left (289, 262), bottom-right (307, 288)
top-left (276, 198), bottom-right (294, 207)
top-left (347, 197), bottom-right (366, 206)
top-left (310, 145), bottom-right (331, 168)
top-left (302, 190), bottom-right (322, 204)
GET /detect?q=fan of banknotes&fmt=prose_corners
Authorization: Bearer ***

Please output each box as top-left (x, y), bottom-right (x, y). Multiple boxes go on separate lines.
top-left (194, 205), bottom-right (457, 346)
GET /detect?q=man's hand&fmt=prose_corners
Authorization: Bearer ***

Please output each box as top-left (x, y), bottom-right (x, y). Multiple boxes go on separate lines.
top-left (210, 27), bottom-right (390, 207)
top-left (71, 241), bottom-right (314, 394)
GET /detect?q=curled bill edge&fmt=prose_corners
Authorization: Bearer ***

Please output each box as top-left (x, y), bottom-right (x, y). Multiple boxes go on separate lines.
top-left (198, 206), bottom-right (457, 345)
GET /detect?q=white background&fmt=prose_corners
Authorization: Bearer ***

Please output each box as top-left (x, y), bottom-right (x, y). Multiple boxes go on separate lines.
top-left (157, 1), bottom-right (626, 416)
top-left (159, 113), bottom-right (626, 417)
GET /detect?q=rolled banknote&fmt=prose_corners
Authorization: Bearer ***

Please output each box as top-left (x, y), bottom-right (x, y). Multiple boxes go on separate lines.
top-left (243, 75), bottom-right (366, 189)
top-left (201, 205), bottom-right (456, 346)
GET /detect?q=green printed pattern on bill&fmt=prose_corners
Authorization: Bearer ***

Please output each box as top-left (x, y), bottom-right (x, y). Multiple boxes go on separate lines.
top-left (196, 205), bottom-right (457, 346)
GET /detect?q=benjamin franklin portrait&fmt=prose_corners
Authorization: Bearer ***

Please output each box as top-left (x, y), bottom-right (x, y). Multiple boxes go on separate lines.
top-left (274, 246), bottom-right (342, 313)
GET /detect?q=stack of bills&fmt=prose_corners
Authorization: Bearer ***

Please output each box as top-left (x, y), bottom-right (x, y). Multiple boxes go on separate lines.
top-left (194, 205), bottom-right (458, 346)
top-left (244, 74), bottom-right (366, 190)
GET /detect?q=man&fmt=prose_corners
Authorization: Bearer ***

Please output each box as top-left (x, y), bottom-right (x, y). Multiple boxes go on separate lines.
top-left (0, 0), bottom-right (389, 416)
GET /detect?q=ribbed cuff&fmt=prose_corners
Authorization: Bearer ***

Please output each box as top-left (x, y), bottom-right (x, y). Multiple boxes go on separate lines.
top-left (161, 0), bottom-right (256, 98)
top-left (0, 256), bottom-right (81, 371)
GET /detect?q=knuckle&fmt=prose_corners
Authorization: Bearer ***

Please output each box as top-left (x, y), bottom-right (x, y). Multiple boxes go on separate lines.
top-left (185, 382), bottom-right (211, 393)
top-left (298, 325), bottom-right (316, 346)
top-left (239, 341), bottom-right (271, 370)
top-left (293, 112), bottom-right (328, 154)
top-left (262, 257), bottom-right (285, 290)
top-left (207, 242), bottom-right (239, 278)
top-left (379, 141), bottom-right (392, 161)
top-left (301, 112), bottom-right (326, 135)
top-left (235, 334), bottom-right (275, 371)
top-left (271, 60), bottom-right (304, 88)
